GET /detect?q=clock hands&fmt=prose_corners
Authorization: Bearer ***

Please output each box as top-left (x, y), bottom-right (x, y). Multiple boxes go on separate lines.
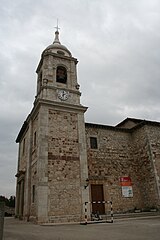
top-left (58, 90), bottom-right (69, 101)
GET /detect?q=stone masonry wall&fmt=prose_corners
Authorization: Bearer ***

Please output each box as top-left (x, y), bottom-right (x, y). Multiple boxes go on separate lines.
top-left (147, 126), bottom-right (160, 207)
top-left (19, 130), bottom-right (29, 172)
top-left (16, 126), bottom-right (30, 220)
top-left (142, 125), bottom-right (160, 208)
top-left (48, 109), bottom-right (82, 222)
top-left (131, 126), bottom-right (154, 209)
top-left (86, 126), bottom-right (142, 213)
top-left (86, 124), bottom-right (160, 213)
top-left (30, 114), bottom-right (39, 218)
top-left (131, 125), bottom-right (160, 209)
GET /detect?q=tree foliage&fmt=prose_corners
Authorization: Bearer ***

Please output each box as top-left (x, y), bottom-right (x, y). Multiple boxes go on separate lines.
top-left (0, 195), bottom-right (15, 208)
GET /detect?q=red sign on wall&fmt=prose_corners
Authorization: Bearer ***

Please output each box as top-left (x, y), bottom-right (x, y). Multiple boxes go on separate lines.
top-left (120, 176), bottom-right (133, 197)
top-left (120, 177), bottom-right (132, 186)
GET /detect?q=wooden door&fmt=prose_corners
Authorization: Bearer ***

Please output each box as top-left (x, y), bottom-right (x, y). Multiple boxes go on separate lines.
top-left (91, 184), bottom-right (105, 214)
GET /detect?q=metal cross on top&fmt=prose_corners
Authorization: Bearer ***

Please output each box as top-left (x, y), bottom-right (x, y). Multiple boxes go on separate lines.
top-left (55, 19), bottom-right (60, 32)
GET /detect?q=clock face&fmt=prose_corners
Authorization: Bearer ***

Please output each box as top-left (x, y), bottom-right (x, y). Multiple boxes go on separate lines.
top-left (58, 90), bottom-right (69, 101)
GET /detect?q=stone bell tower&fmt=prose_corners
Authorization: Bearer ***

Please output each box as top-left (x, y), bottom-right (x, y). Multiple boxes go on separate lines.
top-left (36, 28), bottom-right (90, 223)
top-left (16, 27), bottom-right (90, 224)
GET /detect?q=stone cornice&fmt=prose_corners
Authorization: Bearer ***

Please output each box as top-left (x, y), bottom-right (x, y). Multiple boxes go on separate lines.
top-left (36, 85), bottom-right (81, 97)
top-left (15, 170), bottom-right (25, 178)
top-left (36, 98), bottom-right (88, 113)
top-left (16, 120), bottom-right (29, 143)
top-left (16, 98), bottom-right (88, 143)
top-left (36, 52), bottom-right (78, 73)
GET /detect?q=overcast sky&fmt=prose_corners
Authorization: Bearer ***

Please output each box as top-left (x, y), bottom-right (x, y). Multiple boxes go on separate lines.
top-left (1, 0), bottom-right (160, 197)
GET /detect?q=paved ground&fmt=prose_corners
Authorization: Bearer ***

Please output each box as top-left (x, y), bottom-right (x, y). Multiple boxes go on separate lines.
top-left (3, 216), bottom-right (160, 240)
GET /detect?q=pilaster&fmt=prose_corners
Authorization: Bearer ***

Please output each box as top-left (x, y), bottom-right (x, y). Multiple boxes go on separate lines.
top-left (36, 105), bottom-right (49, 223)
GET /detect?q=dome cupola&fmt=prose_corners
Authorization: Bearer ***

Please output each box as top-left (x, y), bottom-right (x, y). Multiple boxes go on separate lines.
top-left (44, 29), bottom-right (72, 57)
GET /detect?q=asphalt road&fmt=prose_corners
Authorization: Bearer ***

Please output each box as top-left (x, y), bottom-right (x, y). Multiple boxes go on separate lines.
top-left (3, 216), bottom-right (160, 240)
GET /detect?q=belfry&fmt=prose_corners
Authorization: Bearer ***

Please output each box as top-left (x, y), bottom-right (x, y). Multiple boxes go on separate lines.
top-left (15, 28), bottom-right (160, 223)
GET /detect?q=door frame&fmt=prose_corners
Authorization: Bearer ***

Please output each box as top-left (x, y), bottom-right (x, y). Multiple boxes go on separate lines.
top-left (90, 183), bottom-right (105, 214)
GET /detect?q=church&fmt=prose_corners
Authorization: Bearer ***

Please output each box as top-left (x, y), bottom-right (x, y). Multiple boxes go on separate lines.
top-left (15, 28), bottom-right (160, 224)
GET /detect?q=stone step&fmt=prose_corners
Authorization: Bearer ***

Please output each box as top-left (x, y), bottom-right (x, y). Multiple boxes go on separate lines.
top-left (80, 211), bottom-right (160, 225)
top-left (100, 211), bottom-right (160, 220)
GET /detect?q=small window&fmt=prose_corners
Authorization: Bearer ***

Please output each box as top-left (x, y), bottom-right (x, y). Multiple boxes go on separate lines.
top-left (57, 50), bottom-right (65, 55)
top-left (90, 137), bottom-right (98, 149)
top-left (34, 132), bottom-right (37, 147)
top-left (32, 185), bottom-right (35, 203)
top-left (39, 72), bottom-right (42, 85)
top-left (56, 66), bottom-right (67, 84)
top-left (22, 138), bottom-right (25, 155)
